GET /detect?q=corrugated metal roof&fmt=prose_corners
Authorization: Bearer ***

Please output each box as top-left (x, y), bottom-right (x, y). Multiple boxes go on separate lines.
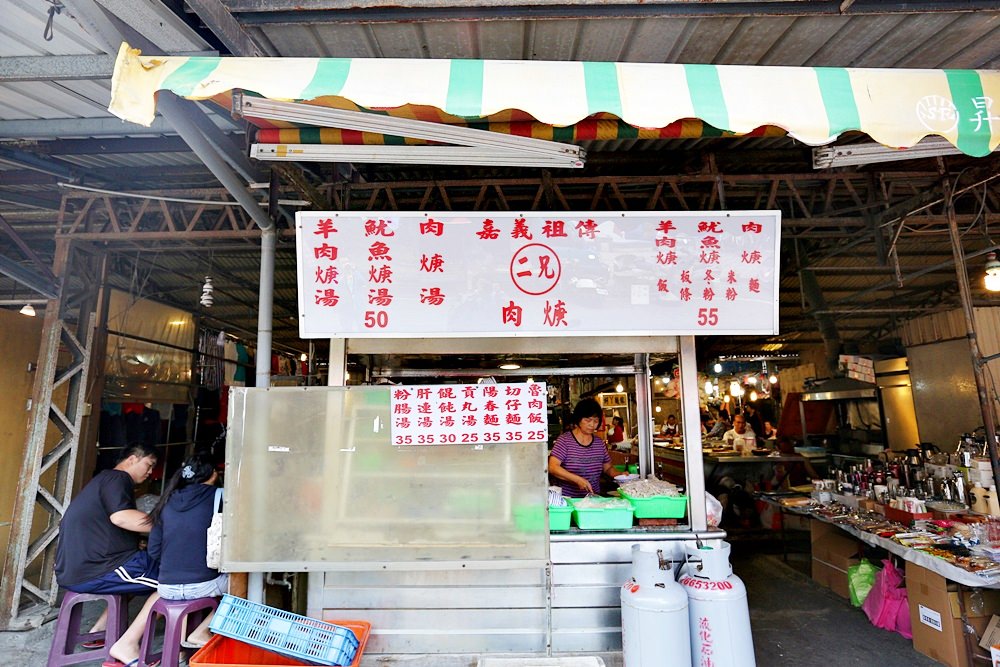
top-left (241, 12), bottom-right (1000, 68)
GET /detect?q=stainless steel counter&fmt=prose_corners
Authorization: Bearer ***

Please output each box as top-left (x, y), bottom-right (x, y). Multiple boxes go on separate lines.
top-left (309, 528), bottom-right (725, 657)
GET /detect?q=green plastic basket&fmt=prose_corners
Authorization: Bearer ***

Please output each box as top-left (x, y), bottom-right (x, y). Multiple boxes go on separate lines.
top-left (619, 491), bottom-right (688, 519)
top-left (512, 505), bottom-right (546, 532)
top-left (567, 497), bottom-right (634, 530)
top-left (548, 505), bottom-right (572, 531)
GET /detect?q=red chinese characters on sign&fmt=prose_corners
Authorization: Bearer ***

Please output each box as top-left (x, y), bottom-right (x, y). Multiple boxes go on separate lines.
top-left (296, 211), bottom-right (778, 338)
top-left (390, 382), bottom-right (548, 446)
top-left (510, 243), bottom-right (561, 296)
top-left (312, 218), bottom-right (341, 308)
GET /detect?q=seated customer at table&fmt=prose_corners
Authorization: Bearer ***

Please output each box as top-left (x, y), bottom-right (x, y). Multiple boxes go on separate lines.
top-left (548, 398), bottom-right (615, 498)
top-left (706, 410), bottom-right (731, 439)
top-left (723, 415), bottom-right (757, 454)
top-left (660, 414), bottom-right (681, 437)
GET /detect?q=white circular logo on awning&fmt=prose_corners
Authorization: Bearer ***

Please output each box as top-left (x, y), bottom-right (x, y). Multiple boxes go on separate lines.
top-left (916, 95), bottom-right (959, 134)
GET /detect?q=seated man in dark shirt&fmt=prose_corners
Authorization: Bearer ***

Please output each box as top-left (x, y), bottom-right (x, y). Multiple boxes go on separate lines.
top-left (55, 443), bottom-right (161, 666)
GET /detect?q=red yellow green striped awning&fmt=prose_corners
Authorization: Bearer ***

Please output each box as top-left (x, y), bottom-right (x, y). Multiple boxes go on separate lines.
top-left (109, 44), bottom-right (1000, 156)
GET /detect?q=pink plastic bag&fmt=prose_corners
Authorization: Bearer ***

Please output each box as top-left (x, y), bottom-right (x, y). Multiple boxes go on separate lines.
top-left (861, 558), bottom-right (912, 639)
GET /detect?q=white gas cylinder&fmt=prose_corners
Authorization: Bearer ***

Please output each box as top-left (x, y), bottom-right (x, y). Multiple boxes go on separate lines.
top-left (620, 543), bottom-right (691, 667)
top-left (680, 541), bottom-right (756, 667)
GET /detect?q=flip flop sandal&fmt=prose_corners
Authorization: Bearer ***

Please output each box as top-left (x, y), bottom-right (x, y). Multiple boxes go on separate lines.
top-left (180, 639), bottom-right (207, 649)
top-left (81, 639), bottom-right (105, 649)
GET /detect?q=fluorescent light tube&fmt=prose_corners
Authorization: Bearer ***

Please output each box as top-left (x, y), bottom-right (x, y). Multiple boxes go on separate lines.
top-left (812, 137), bottom-right (972, 169)
top-left (251, 143), bottom-right (585, 168)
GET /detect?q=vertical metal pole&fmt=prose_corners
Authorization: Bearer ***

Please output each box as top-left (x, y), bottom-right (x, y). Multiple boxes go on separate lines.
top-left (942, 167), bottom-right (1000, 492)
top-left (634, 354), bottom-right (653, 479)
top-left (680, 336), bottom-right (707, 531)
top-left (246, 214), bottom-right (278, 604)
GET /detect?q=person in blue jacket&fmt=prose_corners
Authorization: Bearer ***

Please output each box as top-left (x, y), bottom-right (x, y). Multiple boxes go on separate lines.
top-left (147, 453), bottom-right (227, 649)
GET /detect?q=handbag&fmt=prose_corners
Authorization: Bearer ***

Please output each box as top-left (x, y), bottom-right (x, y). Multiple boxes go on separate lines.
top-left (206, 487), bottom-right (224, 569)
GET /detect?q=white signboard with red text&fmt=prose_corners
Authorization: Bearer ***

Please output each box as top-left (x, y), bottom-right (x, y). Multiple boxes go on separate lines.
top-left (389, 382), bottom-right (548, 446)
top-left (295, 211), bottom-right (780, 338)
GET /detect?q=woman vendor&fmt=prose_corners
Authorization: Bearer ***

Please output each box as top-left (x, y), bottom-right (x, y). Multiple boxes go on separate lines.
top-left (548, 398), bottom-right (616, 498)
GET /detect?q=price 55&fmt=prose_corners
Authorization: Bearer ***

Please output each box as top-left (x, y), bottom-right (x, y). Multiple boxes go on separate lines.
top-left (697, 308), bottom-right (719, 327)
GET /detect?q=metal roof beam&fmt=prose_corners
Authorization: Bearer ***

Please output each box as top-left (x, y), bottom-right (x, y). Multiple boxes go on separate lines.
top-left (0, 55), bottom-right (116, 82)
top-left (0, 147), bottom-right (78, 181)
top-left (0, 115), bottom-right (240, 139)
top-left (91, 0), bottom-right (210, 52)
top-left (186, 0), bottom-right (276, 56)
top-left (0, 192), bottom-right (62, 211)
top-left (0, 52), bottom-right (217, 83)
top-left (0, 255), bottom-right (58, 300)
top-left (229, 0), bottom-right (1000, 23)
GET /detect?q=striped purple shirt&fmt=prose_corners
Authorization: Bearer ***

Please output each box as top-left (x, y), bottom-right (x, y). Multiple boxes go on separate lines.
top-left (550, 431), bottom-right (610, 498)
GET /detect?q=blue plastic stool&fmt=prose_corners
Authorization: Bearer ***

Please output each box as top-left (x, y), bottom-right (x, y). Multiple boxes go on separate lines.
top-left (138, 596), bottom-right (218, 667)
top-left (47, 591), bottom-right (128, 666)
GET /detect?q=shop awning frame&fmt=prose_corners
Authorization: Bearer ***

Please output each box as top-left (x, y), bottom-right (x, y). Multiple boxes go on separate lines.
top-left (235, 94), bottom-right (586, 168)
top-left (110, 44), bottom-right (1000, 159)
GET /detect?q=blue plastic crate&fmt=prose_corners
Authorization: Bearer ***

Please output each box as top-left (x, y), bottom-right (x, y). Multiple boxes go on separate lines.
top-left (209, 595), bottom-right (359, 666)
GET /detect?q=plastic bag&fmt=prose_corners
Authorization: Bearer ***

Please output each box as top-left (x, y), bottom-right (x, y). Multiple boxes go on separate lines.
top-left (848, 558), bottom-right (880, 607)
top-left (861, 559), bottom-right (912, 639)
top-left (706, 492), bottom-right (723, 528)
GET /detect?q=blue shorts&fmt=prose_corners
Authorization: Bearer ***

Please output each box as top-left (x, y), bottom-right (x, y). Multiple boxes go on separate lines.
top-left (67, 550), bottom-right (159, 595)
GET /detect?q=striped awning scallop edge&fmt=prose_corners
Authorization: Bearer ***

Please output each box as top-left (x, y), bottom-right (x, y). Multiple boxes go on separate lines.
top-left (109, 43), bottom-right (1000, 157)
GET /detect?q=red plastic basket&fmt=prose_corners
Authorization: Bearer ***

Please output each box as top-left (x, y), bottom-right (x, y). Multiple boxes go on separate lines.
top-left (190, 620), bottom-right (371, 667)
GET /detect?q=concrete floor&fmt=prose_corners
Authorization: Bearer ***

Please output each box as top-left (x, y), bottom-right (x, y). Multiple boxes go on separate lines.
top-left (0, 542), bottom-right (944, 667)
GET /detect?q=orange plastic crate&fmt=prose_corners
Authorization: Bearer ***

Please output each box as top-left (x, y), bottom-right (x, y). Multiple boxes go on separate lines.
top-left (190, 620), bottom-right (370, 667)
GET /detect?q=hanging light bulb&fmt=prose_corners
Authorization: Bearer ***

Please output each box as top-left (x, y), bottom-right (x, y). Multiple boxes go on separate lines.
top-left (713, 362), bottom-right (722, 373)
top-left (200, 276), bottom-right (214, 307)
top-left (769, 374), bottom-right (778, 385)
top-left (750, 390), bottom-right (758, 402)
top-left (299, 353), bottom-right (308, 362)
top-left (747, 375), bottom-right (758, 385)
top-left (615, 382), bottom-right (624, 393)
top-left (655, 405), bottom-right (662, 413)
top-left (19, 304), bottom-right (36, 317)
top-left (723, 395), bottom-right (731, 404)
top-left (986, 252), bottom-right (1000, 292)
top-left (729, 380), bottom-right (741, 396)
top-left (704, 381), bottom-right (714, 395)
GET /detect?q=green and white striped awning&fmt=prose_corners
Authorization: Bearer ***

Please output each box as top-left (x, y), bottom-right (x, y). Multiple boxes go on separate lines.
top-left (110, 44), bottom-right (1000, 157)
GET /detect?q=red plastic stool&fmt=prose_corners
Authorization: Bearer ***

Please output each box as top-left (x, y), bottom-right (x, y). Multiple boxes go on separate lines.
top-left (138, 597), bottom-right (218, 667)
top-left (47, 591), bottom-right (128, 666)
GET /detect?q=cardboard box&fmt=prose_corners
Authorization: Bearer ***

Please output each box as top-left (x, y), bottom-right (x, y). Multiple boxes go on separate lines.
top-left (990, 644), bottom-right (1000, 667)
top-left (980, 615), bottom-right (1000, 651)
top-left (857, 498), bottom-right (884, 514)
top-left (846, 369), bottom-right (876, 384)
top-left (811, 521), bottom-right (859, 599)
top-left (812, 558), bottom-right (850, 599)
top-left (907, 561), bottom-right (994, 667)
top-left (839, 354), bottom-right (874, 369)
top-left (950, 590), bottom-right (1000, 618)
